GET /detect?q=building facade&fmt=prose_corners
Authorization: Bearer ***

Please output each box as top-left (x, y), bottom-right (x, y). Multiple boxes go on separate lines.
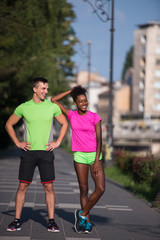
top-left (132, 21), bottom-right (160, 117)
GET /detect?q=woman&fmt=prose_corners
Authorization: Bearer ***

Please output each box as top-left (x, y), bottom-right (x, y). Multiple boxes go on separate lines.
top-left (51, 86), bottom-right (105, 234)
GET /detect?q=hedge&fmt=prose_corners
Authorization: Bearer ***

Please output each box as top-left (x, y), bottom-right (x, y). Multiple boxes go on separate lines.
top-left (114, 150), bottom-right (160, 188)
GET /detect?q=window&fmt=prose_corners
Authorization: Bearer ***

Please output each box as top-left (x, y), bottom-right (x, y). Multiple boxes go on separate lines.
top-left (140, 57), bottom-right (145, 67)
top-left (153, 104), bottom-right (160, 112)
top-left (141, 35), bottom-right (146, 44)
top-left (139, 93), bottom-right (144, 99)
top-left (156, 59), bottom-right (160, 65)
top-left (155, 70), bottom-right (160, 78)
top-left (142, 47), bottom-right (146, 55)
top-left (154, 81), bottom-right (160, 89)
top-left (140, 71), bottom-right (145, 78)
top-left (139, 81), bottom-right (144, 89)
top-left (154, 93), bottom-right (160, 99)
top-left (139, 102), bottom-right (144, 112)
top-left (157, 35), bottom-right (160, 43)
top-left (155, 48), bottom-right (160, 54)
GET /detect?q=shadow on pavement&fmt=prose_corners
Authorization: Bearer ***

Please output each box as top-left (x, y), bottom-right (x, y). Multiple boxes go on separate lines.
top-left (0, 148), bottom-right (22, 159)
top-left (2, 207), bottom-right (48, 228)
top-left (2, 207), bottom-right (109, 228)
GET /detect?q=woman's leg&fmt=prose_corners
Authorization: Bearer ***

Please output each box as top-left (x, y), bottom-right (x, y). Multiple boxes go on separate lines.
top-left (74, 162), bottom-right (90, 221)
top-left (81, 161), bottom-right (105, 217)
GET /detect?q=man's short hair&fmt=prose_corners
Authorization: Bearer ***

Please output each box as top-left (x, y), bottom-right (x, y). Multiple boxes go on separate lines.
top-left (32, 77), bottom-right (48, 88)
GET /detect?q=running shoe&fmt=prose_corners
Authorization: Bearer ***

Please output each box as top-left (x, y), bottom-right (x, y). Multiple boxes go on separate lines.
top-left (48, 220), bottom-right (60, 232)
top-left (84, 221), bottom-right (93, 234)
top-left (7, 220), bottom-right (21, 232)
top-left (74, 209), bottom-right (87, 233)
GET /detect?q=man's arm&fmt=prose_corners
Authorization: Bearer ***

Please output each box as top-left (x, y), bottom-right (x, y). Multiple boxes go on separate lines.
top-left (5, 113), bottom-right (31, 151)
top-left (45, 113), bottom-right (68, 151)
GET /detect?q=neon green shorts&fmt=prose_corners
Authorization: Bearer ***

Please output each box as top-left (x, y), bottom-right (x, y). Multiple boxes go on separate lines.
top-left (73, 152), bottom-right (103, 165)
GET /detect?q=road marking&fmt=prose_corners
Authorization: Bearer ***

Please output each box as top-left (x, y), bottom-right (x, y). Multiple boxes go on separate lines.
top-left (6, 202), bottom-right (132, 211)
top-left (57, 203), bottom-right (81, 208)
top-left (56, 203), bottom-right (132, 211)
top-left (106, 205), bottom-right (132, 211)
top-left (73, 189), bottom-right (92, 194)
top-left (0, 237), bottom-right (30, 240)
top-left (107, 207), bottom-right (132, 211)
top-left (69, 182), bottom-right (79, 186)
top-left (66, 238), bottom-right (100, 240)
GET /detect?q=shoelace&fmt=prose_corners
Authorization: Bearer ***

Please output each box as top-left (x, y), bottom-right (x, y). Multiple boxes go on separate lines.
top-left (79, 218), bottom-right (86, 226)
top-left (85, 222), bottom-right (92, 229)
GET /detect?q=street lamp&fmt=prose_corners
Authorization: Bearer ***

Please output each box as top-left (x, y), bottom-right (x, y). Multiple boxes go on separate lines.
top-left (83, 0), bottom-right (115, 163)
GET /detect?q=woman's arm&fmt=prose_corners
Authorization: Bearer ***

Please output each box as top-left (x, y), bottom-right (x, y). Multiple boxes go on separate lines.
top-left (92, 120), bottom-right (103, 176)
top-left (95, 120), bottom-right (102, 162)
top-left (51, 90), bottom-right (71, 117)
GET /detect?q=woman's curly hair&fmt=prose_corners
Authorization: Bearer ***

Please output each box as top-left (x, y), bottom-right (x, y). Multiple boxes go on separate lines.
top-left (70, 85), bottom-right (88, 102)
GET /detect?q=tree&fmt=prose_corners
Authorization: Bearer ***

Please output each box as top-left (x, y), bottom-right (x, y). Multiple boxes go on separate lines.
top-left (121, 46), bottom-right (133, 82)
top-left (0, 0), bottom-right (77, 149)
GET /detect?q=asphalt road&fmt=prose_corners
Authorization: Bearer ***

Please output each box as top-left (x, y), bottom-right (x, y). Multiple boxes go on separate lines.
top-left (0, 147), bottom-right (160, 240)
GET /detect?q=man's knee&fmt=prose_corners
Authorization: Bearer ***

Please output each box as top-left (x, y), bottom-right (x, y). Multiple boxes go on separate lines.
top-left (18, 182), bottom-right (29, 192)
top-left (43, 183), bottom-right (54, 193)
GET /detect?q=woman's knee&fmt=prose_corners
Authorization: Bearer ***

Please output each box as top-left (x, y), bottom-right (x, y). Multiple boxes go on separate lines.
top-left (79, 184), bottom-right (88, 197)
top-left (96, 183), bottom-right (105, 196)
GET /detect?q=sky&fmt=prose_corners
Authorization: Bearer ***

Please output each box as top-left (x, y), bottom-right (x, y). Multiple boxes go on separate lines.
top-left (67, 0), bottom-right (160, 82)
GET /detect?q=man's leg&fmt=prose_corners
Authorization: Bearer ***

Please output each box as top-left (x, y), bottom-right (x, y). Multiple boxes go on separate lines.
top-left (43, 182), bottom-right (55, 219)
top-left (7, 182), bottom-right (29, 231)
top-left (15, 182), bottom-right (29, 219)
top-left (43, 182), bottom-right (59, 232)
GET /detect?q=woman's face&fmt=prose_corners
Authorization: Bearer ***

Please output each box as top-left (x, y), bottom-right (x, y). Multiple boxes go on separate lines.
top-left (75, 94), bottom-right (88, 112)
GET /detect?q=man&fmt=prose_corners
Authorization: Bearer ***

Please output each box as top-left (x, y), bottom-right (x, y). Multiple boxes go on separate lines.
top-left (5, 77), bottom-right (68, 232)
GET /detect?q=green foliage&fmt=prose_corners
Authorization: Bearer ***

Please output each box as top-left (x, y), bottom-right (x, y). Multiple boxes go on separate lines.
top-left (0, 0), bottom-right (77, 148)
top-left (105, 163), bottom-right (160, 203)
top-left (121, 46), bottom-right (133, 81)
top-left (113, 149), bottom-right (160, 202)
top-left (132, 156), bottom-right (158, 185)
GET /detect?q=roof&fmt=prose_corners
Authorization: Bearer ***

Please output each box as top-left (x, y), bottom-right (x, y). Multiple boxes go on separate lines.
top-left (137, 21), bottom-right (160, 29)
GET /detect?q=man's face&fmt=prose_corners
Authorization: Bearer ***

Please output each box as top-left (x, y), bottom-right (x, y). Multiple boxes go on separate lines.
top-left (33, 82), bottom-right (49, 101)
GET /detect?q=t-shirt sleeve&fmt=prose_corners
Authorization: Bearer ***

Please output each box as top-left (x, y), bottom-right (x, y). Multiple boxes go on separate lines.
top-left (94, 113), bottom-right (101, 125)
top-left (53, 103), bottom-right (62, 117)
top-left (14, 104), bottom-right (23, 118)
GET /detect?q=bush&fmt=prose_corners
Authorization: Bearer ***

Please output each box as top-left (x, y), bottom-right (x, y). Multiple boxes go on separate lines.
top-left (132, 156), bottom-right (156, 185)
top-left (114, 150), bottom-right (160, 188)
top-left (114, 150), bottom-right (134, 172)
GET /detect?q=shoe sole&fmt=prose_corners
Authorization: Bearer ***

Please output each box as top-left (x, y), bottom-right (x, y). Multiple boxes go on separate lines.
top-left (74, 210), bottom-right (82, 233)
top-left (84, 230), bottom-right (92, 234)
top-left (7, 228), bottom-right (21, 232)
top-left (48, 229), bottom-right (60, 233)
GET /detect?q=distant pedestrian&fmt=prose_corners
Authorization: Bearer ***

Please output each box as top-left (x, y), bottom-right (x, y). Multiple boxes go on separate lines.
top-left (51, 85), bottom-right (105, 234)
top-left (5, 77), bottom-right (68, 232)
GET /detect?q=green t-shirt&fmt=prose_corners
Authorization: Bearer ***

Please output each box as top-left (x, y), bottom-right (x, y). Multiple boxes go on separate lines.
top-left (14, 99), bottom-right (62, 150)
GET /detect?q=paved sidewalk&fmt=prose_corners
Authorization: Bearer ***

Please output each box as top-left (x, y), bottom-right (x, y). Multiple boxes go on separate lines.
top-left (0, 148), bottom-right (160, 240)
